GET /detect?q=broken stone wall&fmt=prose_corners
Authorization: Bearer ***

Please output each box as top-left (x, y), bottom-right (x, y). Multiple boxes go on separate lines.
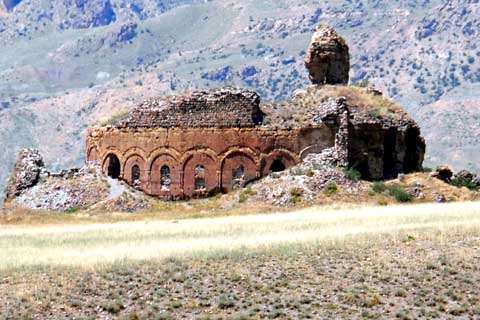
top-left (120, 88), bottom-right (265, 129)
top-left (348, 124), bottom-right (425, 180)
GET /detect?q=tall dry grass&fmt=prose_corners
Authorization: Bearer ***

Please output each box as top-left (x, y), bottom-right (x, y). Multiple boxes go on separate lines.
top-left (1, 202), bottom-right (480, 270)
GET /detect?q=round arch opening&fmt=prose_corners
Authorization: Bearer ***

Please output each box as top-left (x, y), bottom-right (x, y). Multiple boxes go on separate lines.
top-left (105, 154), bottom-right (121, 179)
top-left (270, 159), bottom-right (286, 172)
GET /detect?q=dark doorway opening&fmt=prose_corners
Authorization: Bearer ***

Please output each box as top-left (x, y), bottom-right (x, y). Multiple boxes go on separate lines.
top-left (270, 159), bottom-right (286, 173)
top-left (404, 127), bottom-right (422, 173)
top-left (107, 154), bottom-right (121, 179)
top-left (383, 128), bottom-right (398, 179)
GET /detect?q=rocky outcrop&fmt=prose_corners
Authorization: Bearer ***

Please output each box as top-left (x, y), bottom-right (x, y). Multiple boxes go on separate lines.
top-left (118, 88), bottom-right (264, 128)
top-left (305, 24), bottom-right (350, 85)
top-left (6, 148), bottom-right (45, 198)
top-left (431, 165), bottom-right (453, 183)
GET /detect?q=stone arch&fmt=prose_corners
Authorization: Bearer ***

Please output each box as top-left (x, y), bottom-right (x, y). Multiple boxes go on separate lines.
top-left (123, 154), bottom-right (147, 189)
top-left (182, 150), bottom-right (218, 197)
top-left (261, 149), bottom-right (299, 176)
top-left (220, 149), bottom-right (260, 193)
top-left (102, 153), bottom-right (122, 179)
top-left (147, 147), bottom-right (182, 165)
top-left (150, 152), bottom-right (181, 197)
top-left (300, 144), bottom-right (326, 160)
top-left (123, 147), bottom-right (148, 164)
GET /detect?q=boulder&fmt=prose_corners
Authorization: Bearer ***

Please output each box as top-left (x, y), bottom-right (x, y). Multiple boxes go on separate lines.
top-left (454, 169), bottom-right (474, 182)
top-left (6, 148), bottom-right (44, 198)
top-left (430, 165), bottom-right (453, 183)
top-left (304, 25), bottom-right (350, 85)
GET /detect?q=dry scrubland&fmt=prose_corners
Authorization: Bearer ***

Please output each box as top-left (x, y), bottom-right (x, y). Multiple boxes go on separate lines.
top-left (1, 202), bottom-right (480, 319)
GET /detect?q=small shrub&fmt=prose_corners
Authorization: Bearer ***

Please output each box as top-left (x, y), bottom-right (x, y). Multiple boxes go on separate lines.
top-left (343, 168), bottom-right (362, 181)
top-left (387, 184), bottom-right (413, 203)
top-left (377, 198), bottom-right (388, 206)
top-left (290, 188), bottom-right (303, 197)
top-left (243, 187), bottom-right (257, 196)
top-left (170, 300), bottom-right (182, 309)
top-left (239, 192), bottom-right (248, 203)
top-left (372, 181), bottom-right (387, 194)
top-left (218, 295), bottom-right (235, 309)
top-left (450, 176), bottom-right (479, 191)
top-left (423, 167), bottom-right (433, 173)
top-left (395, 288), bottom-right (407, 297)
top-left (102, 300), bottom-right (124, 314)
top-left (156, 313), bottom-right (173, 320)
top-left (289, 188), bottom-right (303, 204)
top-left (99, 109), bottom-right (130, 126)
top-left (324, 182), bottom-right (338, 196)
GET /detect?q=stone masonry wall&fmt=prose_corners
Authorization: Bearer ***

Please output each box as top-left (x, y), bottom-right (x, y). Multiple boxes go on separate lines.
top-left (86, 126), bottom-right (335, 199)
top-left (119, 88), bottom-right (265, 129)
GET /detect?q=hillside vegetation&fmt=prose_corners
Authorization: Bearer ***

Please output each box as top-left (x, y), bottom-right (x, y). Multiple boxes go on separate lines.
top-left (1, 202), bottom-right (480, 318)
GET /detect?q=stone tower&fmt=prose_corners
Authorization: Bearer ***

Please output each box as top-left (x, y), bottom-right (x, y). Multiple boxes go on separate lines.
top-left (304, 25), bottom-right (350, 85)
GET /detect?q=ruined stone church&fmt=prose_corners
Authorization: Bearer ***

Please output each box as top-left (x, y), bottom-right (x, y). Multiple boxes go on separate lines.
top-left (86, 25), bottom-right (425, 200)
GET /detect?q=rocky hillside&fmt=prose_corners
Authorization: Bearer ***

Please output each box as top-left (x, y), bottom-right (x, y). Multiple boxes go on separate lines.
top-left (0, 0), bottom-right (479, 197)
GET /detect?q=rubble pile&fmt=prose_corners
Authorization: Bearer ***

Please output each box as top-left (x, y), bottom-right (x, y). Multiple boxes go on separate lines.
top-left (14, 164), bottom-right (109, 211)
top-left (249, 153), bottom-right (364, 206)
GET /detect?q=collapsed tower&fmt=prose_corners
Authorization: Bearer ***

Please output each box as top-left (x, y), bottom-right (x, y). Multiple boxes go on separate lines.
top-left (305, 24), bottom-right (350, 85)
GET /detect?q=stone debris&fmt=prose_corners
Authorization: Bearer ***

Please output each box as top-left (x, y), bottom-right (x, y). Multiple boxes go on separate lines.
top-left (6, 148), bottom-right (45, 198)
top-left (305, 24), bottom-right (350, 85)
top-left (14, 164), bottom-right (108, 211)
top-left (249, 153), bottom-right (363, 206)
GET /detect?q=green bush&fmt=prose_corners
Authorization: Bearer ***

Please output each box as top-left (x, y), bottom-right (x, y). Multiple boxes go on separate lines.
top-left (289, 188), bottom-right (303, 204)
top-left (305, 169), bottom-right (315, 177)
top-left (344, 168), bottom-right (362, 181)
top-left (218, 295), bottom-right (235, 309)
top-left (290, 188), bottom-right (303, 197)
top-left (324, 182), bottom-right (338, 196)
top-left (372, 181), bottom-right (387, 194)
top-left (450, 176), bottom-right (479, 191)
top-left (238, 192), bottom-right (248, 203)
top-left (377, 198), bottom-right (388, 206)
top-left (387, 184), bottom-right (412, 203)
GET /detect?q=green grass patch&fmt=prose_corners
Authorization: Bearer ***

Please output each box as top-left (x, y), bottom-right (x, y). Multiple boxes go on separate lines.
top-left (386, 183), bottom-right (412, 203)
top-left (324, 182), bottom-right (338, 196)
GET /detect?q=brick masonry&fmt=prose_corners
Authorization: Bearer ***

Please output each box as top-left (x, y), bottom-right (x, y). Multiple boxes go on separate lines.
top-left (86, 126), bottom-right (335, 199)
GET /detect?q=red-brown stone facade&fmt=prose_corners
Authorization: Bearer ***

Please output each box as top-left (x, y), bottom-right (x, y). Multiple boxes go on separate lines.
top-left (86, 126), bottom-right (335, 199)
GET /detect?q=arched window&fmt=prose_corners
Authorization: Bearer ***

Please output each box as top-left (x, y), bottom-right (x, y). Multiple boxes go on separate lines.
top-left (160, 165), bottom-right (171, 191)
top-left (270, 159), bottom-right (286, 173)
top-left (232, 165), bottom-right (245, 190)
top-left (194, 165), bottom-right (206, 191)
top-left (132, 165), bottom-right (141, 183)
top-left (106, 154), bottom-right (121, 179)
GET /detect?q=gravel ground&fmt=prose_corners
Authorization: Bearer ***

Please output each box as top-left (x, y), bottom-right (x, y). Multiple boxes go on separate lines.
top-left (1, 231), bottom-right (479, 319)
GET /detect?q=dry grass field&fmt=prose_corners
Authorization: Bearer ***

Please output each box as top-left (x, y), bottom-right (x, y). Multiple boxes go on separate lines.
top-left (1, 202), bottom-right (480, 319)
